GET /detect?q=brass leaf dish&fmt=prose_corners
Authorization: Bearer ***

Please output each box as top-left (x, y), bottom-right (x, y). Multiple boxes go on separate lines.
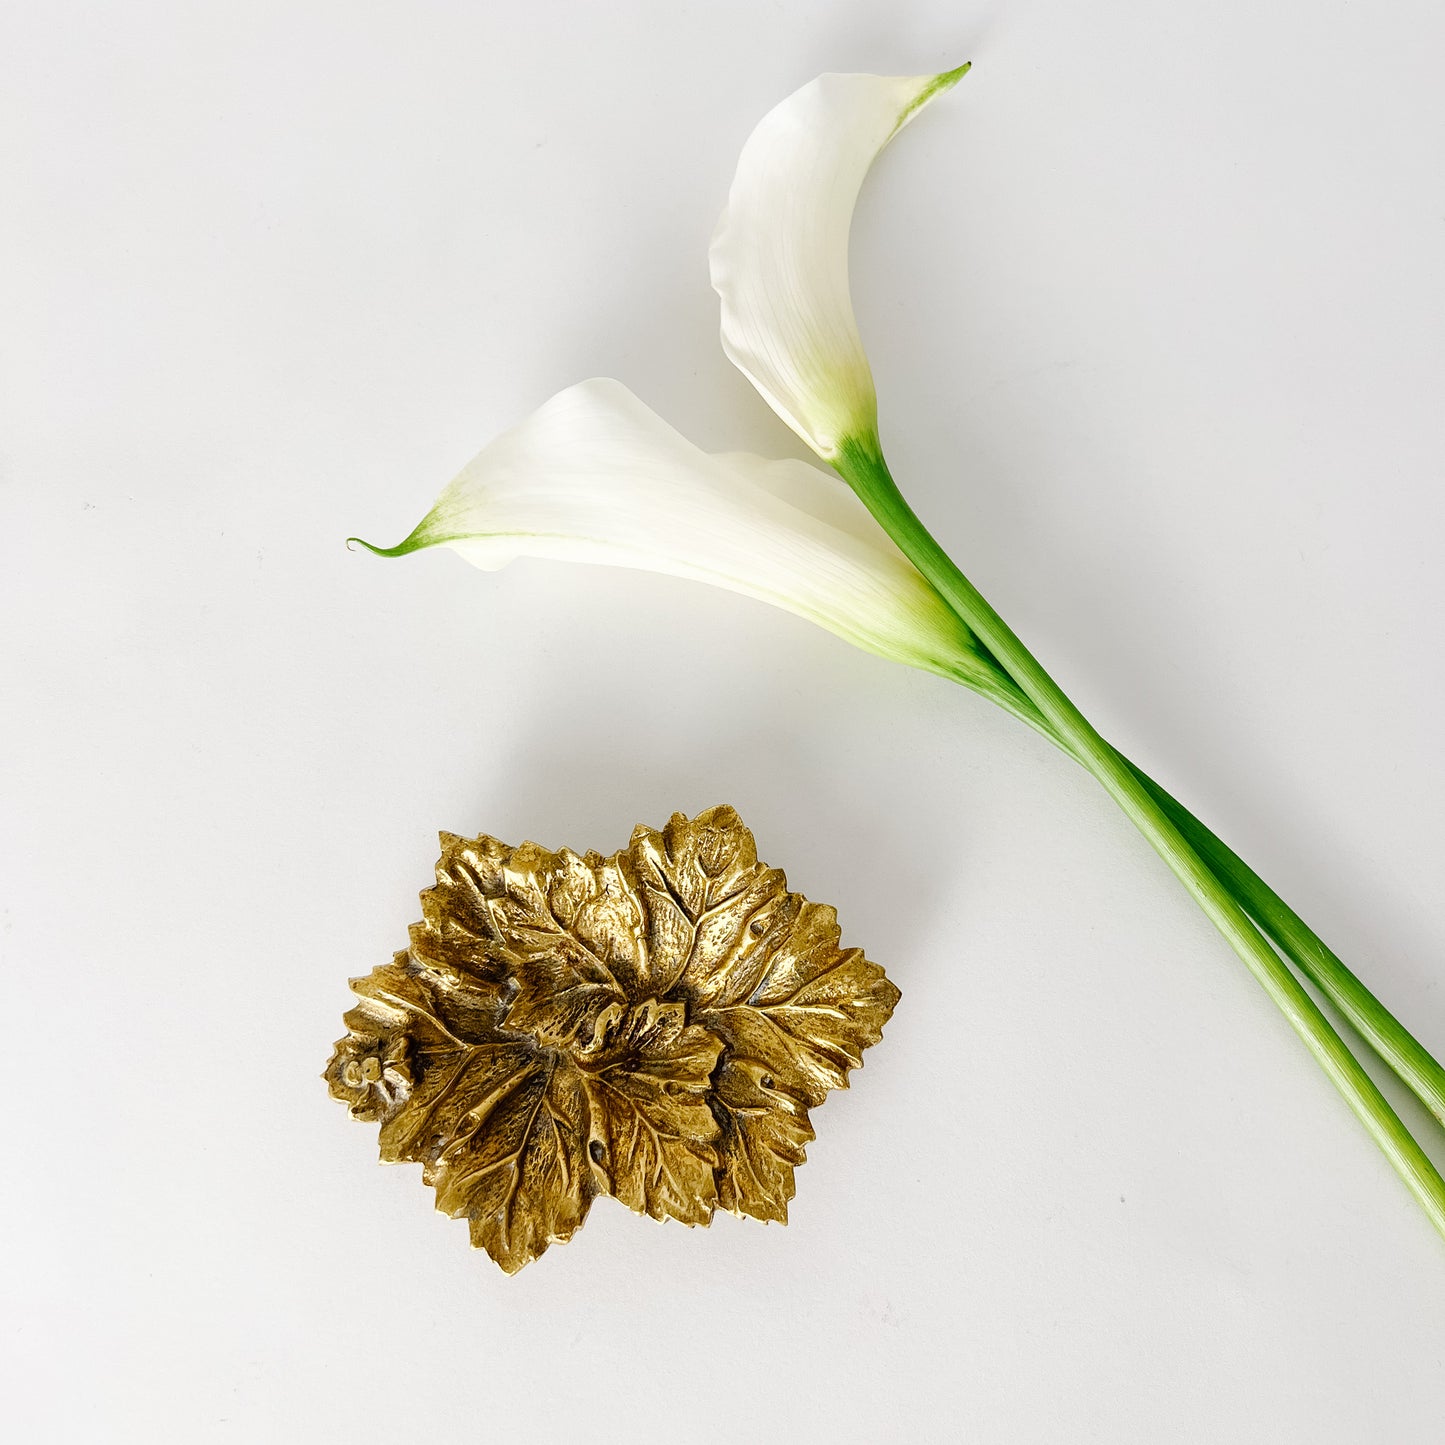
top-left (326, 805), bottom-right (899, 1273)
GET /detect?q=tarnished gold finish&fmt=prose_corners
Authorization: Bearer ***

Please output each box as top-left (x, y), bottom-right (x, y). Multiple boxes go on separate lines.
top-left (326, 805), bottom-right (899, 1273)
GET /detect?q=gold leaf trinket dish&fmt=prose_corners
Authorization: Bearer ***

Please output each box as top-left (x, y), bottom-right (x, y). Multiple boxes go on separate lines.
top-left (326, 804), bottom-right (899, 1273)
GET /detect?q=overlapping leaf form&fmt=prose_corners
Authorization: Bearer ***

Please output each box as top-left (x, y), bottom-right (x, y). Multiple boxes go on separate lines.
top-left (327, 807), bottom-right (898, 1269)
top-left (629, 805), bottom-right (795, 1005)
top-left (698, 898), bottom-right (899, 1108)
top-left (326, 951), bottom-right (598, 1273)
top-left (579, 1000), bottom-right (724, 1225)
top-left (711, 1057), bottom-right (816, 1223)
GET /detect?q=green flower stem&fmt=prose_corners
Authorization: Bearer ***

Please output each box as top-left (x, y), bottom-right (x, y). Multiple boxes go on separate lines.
top-left (968, 671), bottom-right (1445, 1131)
top-left (1129, 766), bottom-right (1445, 1129)
top-left (838, 440), bottom-right (1445, 1241)
top-left (949, 656), bottom-right (1445, 1132)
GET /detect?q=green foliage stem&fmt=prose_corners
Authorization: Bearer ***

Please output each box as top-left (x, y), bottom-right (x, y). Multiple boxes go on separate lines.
top-left (838, 437), bottom-right (1445, 1242)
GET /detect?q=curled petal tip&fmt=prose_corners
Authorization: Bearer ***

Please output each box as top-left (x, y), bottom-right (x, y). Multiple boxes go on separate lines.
top-left (910, 60), bottom-right (971, 105)
top-left (918, 61), bottom-right (972, 109)
top-left (346, 531), bottom-right (426, 558)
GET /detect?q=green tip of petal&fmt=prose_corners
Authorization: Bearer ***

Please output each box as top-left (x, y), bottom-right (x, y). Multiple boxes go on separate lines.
top-left (345, 529), bottom-right (430, 558)
top-left (900, 61), bottom-right (972, 129)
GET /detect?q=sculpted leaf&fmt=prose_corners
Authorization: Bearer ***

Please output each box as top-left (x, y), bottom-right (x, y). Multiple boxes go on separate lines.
top-left (628, 804), bottom-right (791, 1001)
top-left (712, 1058), bottom-right (816, 1223)
top-left (428, 1054), bottom-right (595, 1273)
top-left (579, 1000), bottom-right (724, 1225)
top-left (326, 950), bottom-right (596, 1273)
top-left (407, 832), bottom-right (514, 986)
top-left (699, 901), bottom-right (900, 1107)
top-left (327, 807), bottom-right (898, 1271)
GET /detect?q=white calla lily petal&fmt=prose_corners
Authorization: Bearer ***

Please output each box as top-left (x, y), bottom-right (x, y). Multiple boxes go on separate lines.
top-left (354, 377), bottom-right (981, 680)
top-left (710, 65), bottom-right (968, 461)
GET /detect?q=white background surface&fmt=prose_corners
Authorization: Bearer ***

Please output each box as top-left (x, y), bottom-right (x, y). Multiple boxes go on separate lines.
top-left (4, 2), bottom-right (1444, 1440)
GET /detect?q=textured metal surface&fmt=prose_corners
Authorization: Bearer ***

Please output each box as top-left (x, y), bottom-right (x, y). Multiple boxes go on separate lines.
top-left (326, 805), bottom-right (899, 1272)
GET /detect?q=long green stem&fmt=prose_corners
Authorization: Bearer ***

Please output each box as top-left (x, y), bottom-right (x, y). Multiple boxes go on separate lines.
top-left (838, 440), bottom-right (1445, 1241)
top-left (1131, 766), bottom-right (1445, 1129)
top-left (955, 666), bottom-right (1445, 1131)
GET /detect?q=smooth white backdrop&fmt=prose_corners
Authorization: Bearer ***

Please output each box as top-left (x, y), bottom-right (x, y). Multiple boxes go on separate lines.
top-left (3, 2), bottom-right (1443, 1440)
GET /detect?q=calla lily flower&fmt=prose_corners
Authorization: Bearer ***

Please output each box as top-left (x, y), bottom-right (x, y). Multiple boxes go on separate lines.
top-left (351, 377), bottom-right (997, 687)
top-left (709, 65), bottom-right (969, 462)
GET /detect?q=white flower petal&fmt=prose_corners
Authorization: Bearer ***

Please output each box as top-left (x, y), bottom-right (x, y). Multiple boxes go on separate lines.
top-left (354, 378), bottom-right (980, 679)
top-left (710, 65), bottom-right (968, 460)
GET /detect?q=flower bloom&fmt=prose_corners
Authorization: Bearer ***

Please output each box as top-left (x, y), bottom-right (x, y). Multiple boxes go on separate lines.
top-left (710, 65), bottom-right (969, 461)
top-left (353, 376), bottom-right (988, 683)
